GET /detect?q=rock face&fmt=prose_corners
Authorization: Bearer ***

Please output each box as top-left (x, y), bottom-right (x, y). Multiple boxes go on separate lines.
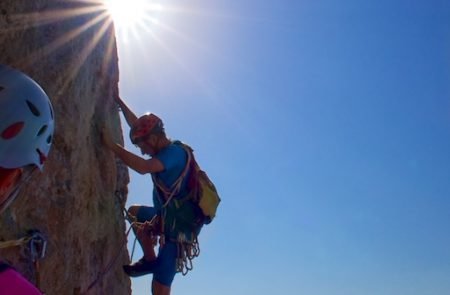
top-left (0, 1), bottom-right (131, 294)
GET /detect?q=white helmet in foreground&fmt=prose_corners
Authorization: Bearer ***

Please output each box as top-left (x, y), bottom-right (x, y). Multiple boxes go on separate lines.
top-left (0, 65), bottom-right (54, 170)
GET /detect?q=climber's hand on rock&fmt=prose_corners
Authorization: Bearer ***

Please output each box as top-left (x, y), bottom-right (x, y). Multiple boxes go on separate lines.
top-left (115, 95), bottom-right (126, 105)
top-left (101, 126), bottom-right (115, 149)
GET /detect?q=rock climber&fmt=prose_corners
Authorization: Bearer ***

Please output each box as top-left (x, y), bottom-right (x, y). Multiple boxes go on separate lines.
top-left (102, 96), bottom-right (204, 295)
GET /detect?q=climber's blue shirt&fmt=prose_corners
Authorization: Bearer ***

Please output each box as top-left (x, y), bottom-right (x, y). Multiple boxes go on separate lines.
top-left (152, 142), bottom-right (189, 209)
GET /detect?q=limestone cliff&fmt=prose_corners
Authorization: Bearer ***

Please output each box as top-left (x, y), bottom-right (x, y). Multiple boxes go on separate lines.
top-left (0, 1), bottom-right (131, 294)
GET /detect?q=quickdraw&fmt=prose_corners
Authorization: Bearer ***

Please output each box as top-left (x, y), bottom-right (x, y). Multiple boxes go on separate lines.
top-left (0, 230), bottom-right (47, 291)
top-left (28, 231), bottom-right (47, 262)
top-left (28, 230), bottom-right (47, 290)
top-left (175, 232), bottom-right (200, 276)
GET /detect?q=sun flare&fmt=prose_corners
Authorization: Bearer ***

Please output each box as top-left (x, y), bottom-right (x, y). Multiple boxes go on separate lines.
top-left (104, 0), bottom-right (162, 40)
top-left (105, 0), bottom-right (145, 29)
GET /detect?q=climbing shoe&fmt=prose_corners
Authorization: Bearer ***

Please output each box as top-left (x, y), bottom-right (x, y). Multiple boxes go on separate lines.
top-left (123, 257), bottom-right (156, 277)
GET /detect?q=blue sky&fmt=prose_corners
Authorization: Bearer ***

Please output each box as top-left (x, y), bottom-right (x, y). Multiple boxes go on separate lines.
top-left (112, 0), bottom-right (450, 294)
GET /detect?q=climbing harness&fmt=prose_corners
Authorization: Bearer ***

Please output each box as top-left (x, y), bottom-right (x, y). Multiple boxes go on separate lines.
top-left (0, 230), bottom-right (47, 291)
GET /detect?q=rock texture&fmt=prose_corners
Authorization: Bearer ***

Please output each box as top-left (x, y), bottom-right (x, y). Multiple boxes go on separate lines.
top-left (0, 1), bottom-right (131, 294)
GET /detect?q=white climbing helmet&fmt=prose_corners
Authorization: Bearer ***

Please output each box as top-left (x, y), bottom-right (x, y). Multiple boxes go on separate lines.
top-left (0, 65), bottom-right (54, 170)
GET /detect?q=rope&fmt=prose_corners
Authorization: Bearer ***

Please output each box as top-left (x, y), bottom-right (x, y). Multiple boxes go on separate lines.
top-left (151, 144), bottom-right (204, 276)
top-left (81, 223), bottom-right (135, 295)
top-left (0, 231), bottom-right (46, 254)
top-left (0, 167), bottom-right (37, 215)
top-left (126, 215), bottom-right (201, 276)
top-left (82, 215), bottom-right (161, 294)
top-left (0, 236), bottom-right (31, 249)
top-left (130, 236), bottom-right (138, 262)
top-left (81, 199), bottom-right (140, 294)
top-left (152, 144), bottom-right (192, 208)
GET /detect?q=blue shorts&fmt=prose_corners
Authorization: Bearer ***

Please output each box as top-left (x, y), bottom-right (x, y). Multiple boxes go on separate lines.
top-left (135, 206), bottom-right (178, 287)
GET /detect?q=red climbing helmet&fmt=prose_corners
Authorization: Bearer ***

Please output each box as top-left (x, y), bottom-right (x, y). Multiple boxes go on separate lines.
top-left (129, 113), bottom-right (163, 144)
top-left (0, 65), bottom-right (54, 170)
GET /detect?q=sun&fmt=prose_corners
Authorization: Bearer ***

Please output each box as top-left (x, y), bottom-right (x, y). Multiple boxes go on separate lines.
top-left (104, 0), bottom-right (162, 40)
top-left (105, 0), bottom-right (146, 29)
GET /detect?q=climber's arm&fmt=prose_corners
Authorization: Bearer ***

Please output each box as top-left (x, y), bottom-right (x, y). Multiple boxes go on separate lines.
top-left (116, 96), bottom-right (138, 127)
top-left (109, 143), bottom-right (164, 174)
top-left (102, 127), bottom-right (164, 174)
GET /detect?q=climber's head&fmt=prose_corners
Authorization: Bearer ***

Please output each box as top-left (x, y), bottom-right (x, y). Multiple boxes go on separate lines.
top-left (0, 65), bottom-right (55, 171)
top-left (130, 113), bottom-right (164, 144)
top-left (129, 113), bottom-right (166, 156)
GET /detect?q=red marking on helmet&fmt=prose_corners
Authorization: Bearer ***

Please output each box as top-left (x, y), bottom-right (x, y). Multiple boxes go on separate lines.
top-left (37, 149), bottom-right (47, 164)
top-left (1, 122), bottom-right (25, 139)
